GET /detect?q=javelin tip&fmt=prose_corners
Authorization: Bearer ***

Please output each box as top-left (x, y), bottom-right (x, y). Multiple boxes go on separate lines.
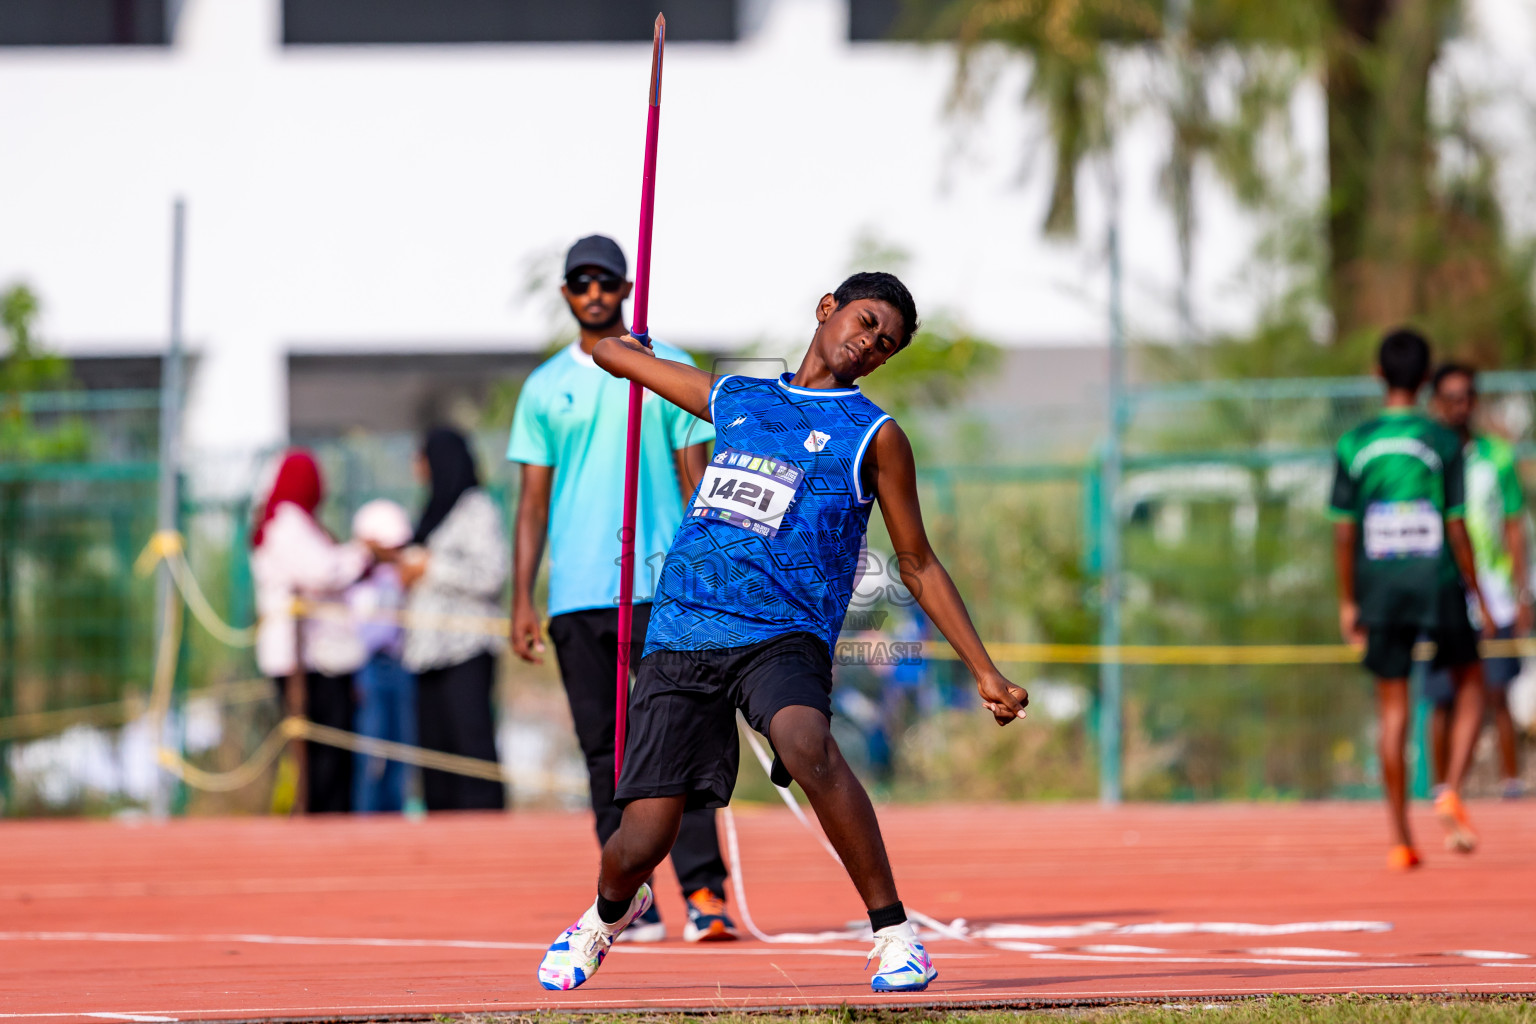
top-left (648, 12), bottom-right (666, 106)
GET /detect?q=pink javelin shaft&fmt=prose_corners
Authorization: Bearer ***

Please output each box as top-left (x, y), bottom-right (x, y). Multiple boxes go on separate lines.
top-left (615, 13), bottom-right (665, 785)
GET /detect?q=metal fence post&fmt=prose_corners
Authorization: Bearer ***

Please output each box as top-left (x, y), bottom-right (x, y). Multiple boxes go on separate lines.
top-left (0, 489), bottom-right (12, 812)
top-left (152, 198), bottom-right (187, 819)
top-left (1098, 158), bottom-right (1128, 807)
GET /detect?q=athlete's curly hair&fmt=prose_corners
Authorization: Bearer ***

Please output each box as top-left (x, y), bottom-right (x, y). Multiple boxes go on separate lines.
top-left (1378, 327), bottom-right (1431, 392)
top-left (833, 272), bottom-right (920, 350)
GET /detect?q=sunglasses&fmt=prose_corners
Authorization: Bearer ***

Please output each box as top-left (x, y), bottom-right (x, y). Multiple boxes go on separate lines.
top-left (566, 272), bottom-right (625, 294)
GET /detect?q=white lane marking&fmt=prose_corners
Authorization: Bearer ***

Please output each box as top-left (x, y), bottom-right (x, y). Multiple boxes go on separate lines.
top-left (1442, 949), bottom-right (1531, 960)
top-left (1080, 944), bottom-right (1172, 954)
top-left (0, 930), bottom-right (990, 961)
top-left (1030, 952), bottom-right (1409, 968)
top-left (972, 920), bottom-right (1391, 939)
top-left (84, 1015), bottom-right (177, 1022)
top-left (9, 979), bottom-right (1536, 1021)
top-left (1120, 921), bottom-right (1393, 937)
top-left (1244, 947), bottom-right (1360, 958)
top-left (0, 930), bottom-right (549, 951)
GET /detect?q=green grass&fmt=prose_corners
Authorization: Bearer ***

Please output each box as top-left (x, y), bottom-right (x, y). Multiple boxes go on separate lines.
top-left (463, 997), bottom-right (1536, 1024)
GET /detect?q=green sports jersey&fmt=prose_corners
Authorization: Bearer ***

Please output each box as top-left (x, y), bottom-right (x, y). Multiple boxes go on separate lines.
top-left (1462, 433), bottom-right (1525, 628)
top-left (1329, 408), bottom-right (1466, 627)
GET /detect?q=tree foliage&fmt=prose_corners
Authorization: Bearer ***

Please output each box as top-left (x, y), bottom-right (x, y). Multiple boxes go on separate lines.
top-left (903, 0), bottom-right (1536, 365)
top-left (0, 284), bottom-right (87, 462)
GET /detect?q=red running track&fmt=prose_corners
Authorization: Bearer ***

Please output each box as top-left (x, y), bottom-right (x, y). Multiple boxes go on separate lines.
top-left (2, 802), bottom-right (1535, 1021)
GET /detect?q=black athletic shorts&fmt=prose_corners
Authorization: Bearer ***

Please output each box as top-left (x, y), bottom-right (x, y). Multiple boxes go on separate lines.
top-left (613, 631), bottom-right (832, 811)
top-left (1364, 583), bottom-right (1480, 680)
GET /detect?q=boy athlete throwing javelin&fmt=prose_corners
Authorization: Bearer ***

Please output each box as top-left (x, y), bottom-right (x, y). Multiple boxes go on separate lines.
top-left (538, 272), bottom-right (1028, 993)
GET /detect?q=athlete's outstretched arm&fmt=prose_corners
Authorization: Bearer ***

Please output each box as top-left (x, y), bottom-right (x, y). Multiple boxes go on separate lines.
top-left (593, 334), bottom-right (715, 421)
top-left (867, 419), bottom-right (1028, 726)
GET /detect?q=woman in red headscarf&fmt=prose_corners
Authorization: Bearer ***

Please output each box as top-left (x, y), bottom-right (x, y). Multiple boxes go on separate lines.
top-left (251, 450), bottom-right (372, 813)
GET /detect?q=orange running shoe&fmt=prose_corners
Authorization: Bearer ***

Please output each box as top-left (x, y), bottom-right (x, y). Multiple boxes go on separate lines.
top-left (1434, 789), bottom-right (1478, 853)
top-left (684, 888), bottom-right (740, 942)
top-left (1387, 844), bottom-right (1422, 870)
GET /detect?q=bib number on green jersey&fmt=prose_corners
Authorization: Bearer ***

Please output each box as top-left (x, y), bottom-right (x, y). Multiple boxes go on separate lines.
top-left (690, 449), bottom-right (805, 538)
top-left (1363, 500), bottom-right (1443, 561)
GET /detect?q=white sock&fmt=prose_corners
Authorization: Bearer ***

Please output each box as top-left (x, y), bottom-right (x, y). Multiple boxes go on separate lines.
top-left (874, 920), bottom-right (917, 941)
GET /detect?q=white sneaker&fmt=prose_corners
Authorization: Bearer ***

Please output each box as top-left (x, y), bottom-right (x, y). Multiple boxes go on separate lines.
top-left (614, 901), bottom-right (666, 943)
top-left (868, 921), bottom-right (938, 992)
top-left (537, 883), bottom-right (653, 991)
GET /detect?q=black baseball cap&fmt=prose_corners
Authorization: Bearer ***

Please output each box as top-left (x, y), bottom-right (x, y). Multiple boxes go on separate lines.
top-left (564, 235), bottom-right (627, 278)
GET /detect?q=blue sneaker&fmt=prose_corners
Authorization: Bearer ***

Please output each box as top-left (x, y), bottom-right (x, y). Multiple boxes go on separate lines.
top-left (868, 922), bottom-right (938, 992)
top-left (683, 887), bottom-right (739, 942)
top-left (536, 884), bottom-right (653, 991)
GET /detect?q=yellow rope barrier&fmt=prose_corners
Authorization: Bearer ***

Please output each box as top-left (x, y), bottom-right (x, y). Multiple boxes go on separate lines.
top-left (295, 600), bottom-right (1536, 666)
top-left (925, 637), bottom-right (1536, 665)
top-left (158, 717), bottom-right (306, 793)
top-left (295, 720), bottom-right (506, 783)
top-left (155, 714), bottom-right (583, 796)
top-left (0, 679), bottom-right (271, 743)
top-left (135, 530), bottom-right (258, 648)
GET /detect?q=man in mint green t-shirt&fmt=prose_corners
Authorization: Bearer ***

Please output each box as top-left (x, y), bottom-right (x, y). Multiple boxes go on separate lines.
top-left (507, 235), bottom-right (737, 943)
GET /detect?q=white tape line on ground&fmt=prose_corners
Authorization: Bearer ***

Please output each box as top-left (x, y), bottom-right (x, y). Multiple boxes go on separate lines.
top-left (1441, 950), bottom-right (1531, 959)
top-left (1243, 947), bottom-right (1360, 957)
top-left (986, 940), bottom-right (1058, 953)
top-left (730, 727), bottom-right (970, 945)
top-left (972, 920), bottom-right (1391, 940)
top-left (975, 922), bottom-right (1119, 939)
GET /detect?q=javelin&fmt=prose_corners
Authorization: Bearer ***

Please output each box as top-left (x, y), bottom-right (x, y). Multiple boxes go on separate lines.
top-left (615, 12), bottom-right (665, 784)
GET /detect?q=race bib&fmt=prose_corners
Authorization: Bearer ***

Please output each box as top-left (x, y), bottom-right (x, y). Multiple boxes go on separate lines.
top-left (690, 449), bottom-right (804, 537)
top-left (1363, 500), bottom-right (1443, 560)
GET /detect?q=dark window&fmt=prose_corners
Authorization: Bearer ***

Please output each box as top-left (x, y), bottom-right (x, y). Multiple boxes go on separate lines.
top-left (288, 352), bottom-right (545, 438)
top-left (0, 0), bottom-right (166, 46)
top-left (67, 356), bottom-right (166, 391)
top-left (849, 0), bottom-right (914, 41)
top-left (283, 0), bottom-right (735, 45)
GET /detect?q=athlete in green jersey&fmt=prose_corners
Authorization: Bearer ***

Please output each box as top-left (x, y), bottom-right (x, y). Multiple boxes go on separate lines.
top-left (1330, 329), bottom-right (1492, 868)
top-left (1429, 364), bottom-right (1531, 798)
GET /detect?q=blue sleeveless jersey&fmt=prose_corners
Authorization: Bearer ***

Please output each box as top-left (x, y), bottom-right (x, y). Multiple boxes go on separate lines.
top-left (643, 373), bottom-right (893, 656)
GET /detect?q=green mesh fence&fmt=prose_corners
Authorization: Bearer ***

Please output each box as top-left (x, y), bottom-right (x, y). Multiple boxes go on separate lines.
top-left (4, 376), bottom-right (1535, 813)
top-left (0, 391), bottom-right (163, 813)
